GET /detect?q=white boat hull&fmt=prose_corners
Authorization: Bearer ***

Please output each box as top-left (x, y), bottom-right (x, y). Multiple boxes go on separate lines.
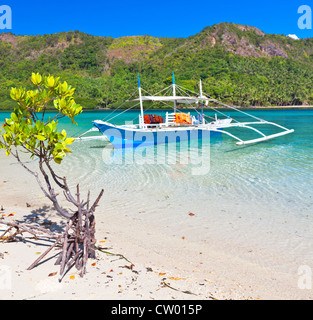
top-left (92, 120), bottom-right (230, 148)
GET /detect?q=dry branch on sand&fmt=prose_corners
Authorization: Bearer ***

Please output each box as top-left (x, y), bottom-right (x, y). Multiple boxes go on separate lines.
top-left (1, 185), bottom-right (104, 282)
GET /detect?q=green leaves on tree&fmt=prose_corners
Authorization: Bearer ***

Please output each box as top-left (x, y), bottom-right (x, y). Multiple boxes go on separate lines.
top-left (0, 73), bottom-right (82, 164)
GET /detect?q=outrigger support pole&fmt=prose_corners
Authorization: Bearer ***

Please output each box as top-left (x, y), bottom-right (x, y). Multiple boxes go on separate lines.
top-left (138, 74), bottom-right (144, 128)
top-left (199, 79), bottom-right (205, 124)
top-left (173, 72), bottom-right (177, 113)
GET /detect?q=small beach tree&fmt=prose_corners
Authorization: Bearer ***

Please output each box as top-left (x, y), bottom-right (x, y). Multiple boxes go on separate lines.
top-left (0, 73), bottom-right (104, 281)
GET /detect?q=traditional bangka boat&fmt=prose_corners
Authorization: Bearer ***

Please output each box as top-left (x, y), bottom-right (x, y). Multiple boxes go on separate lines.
top-left (79, 73), bottom-right (294, 148)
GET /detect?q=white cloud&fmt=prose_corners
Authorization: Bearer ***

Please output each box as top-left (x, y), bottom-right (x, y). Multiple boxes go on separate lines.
top-left (287, 34), bottom-right (300, 40)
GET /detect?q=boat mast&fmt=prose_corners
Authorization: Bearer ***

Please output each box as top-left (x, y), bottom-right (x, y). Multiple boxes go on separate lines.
top-left (137, 74), bottom-right (144, 127)
top-left (199, 78), bottom-right (205, 124)
top-left (173, 72), bottom-right (177, 113)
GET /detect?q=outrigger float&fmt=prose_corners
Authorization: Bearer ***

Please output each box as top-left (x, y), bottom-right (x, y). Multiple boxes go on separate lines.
top-left (77, 73), bottom-right (294, 148)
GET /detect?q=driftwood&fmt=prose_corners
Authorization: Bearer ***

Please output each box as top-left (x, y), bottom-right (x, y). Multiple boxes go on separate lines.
top-left (0, 185), bottom-right (104, 282)
top-left (0, 220), bottom-right (57, 242)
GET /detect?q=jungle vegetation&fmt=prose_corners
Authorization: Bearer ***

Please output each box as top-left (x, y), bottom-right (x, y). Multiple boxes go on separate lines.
top-left (1, 23), bottom-right (313, 109)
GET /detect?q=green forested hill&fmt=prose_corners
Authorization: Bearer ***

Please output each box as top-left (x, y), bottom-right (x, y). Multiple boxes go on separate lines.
top-left (1, 23), bottom-right (313, 109)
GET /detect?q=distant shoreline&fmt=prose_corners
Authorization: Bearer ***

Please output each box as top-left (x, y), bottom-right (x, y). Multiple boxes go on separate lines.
top-left (237, 105), bottom-right (313, 109)
top-left (1, 105), bottom-right (313, 113)
top-left (93, 105), bottom-right (313, 110)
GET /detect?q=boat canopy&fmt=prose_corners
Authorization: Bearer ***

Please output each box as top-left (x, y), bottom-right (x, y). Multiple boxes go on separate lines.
top-left (128, 96), bottom-right (213, 105)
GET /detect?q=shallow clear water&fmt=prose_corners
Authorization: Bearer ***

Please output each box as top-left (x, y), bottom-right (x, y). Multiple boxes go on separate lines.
top-left (1, 109), bottom-right (313, 272)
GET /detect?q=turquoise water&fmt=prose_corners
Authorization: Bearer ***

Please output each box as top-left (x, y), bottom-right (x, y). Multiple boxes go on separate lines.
top-left (1, 109), bottom-right (313, 272)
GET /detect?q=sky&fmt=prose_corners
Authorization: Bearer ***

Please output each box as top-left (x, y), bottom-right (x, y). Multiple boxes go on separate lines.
top-left (1, 0), bottom-right (313, 39)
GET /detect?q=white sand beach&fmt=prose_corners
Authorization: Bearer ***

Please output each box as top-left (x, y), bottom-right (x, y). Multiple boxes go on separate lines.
top-left (0, 153), bottom-right (312, 300)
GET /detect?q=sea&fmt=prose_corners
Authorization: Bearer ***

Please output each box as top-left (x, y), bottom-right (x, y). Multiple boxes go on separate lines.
top-left (1, 108), bottom-right (313, 274)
